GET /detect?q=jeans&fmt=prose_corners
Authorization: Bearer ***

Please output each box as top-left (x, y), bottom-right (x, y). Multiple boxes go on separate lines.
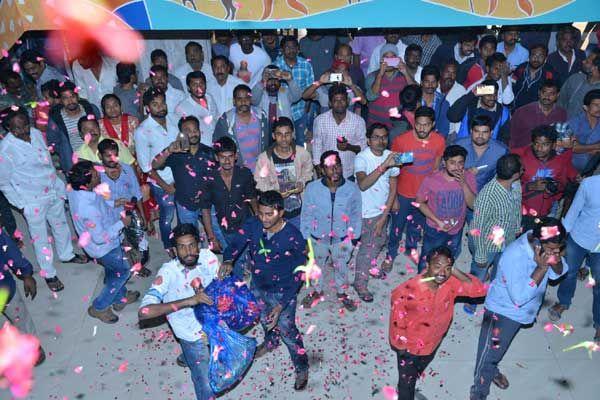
top-left (176, 202), bottom-right (200, 227)
top-left (354, 215), bottom-right (388, 290)
top-left (312, 238), bottom-right (354, 293)
top-left (223, 232), bottom-right (250, 278)
top-left (150, 184), bottom-right (176, 249)
top-left (252, 288), bottom-right (308, 372)
top-left (293, 114), bottom-right (307, 146)
top-left (93, 246), bottom-right (131, 311)
top-left (179, 338), bottom-right (214, 400)
top-left (417, 224), bottom-right (462, 273)
top-left (395, 350), bottom-right (435, 400)
top-left (557, 235), bottom-right (600, 328)
top-left (471, 310), bottom-right (521, 400)
top-left (388, 195), bottom-right (424, 261)
top-left (469, 250), bottom-right (501, 284)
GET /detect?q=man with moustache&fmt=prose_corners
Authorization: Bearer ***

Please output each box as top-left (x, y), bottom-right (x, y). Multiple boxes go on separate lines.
top-left (207, 55), bottom-right (245, 117)
top-left (174, 41), bottom-right (214, 86)
top-left (75, 117), bottom-right (135, 165)
top-left (229, 30), bottom-right (272, 89)
top-left (438, 59), bottom-right (467, 141)
top-left (511, 44), bottom-right (556, 110)
top-left (148, 64), bottom-right (186, 116)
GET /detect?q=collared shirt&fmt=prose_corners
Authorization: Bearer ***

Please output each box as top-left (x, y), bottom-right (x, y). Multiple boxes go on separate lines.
top-left (274, 55), bottom-right (315, 121)
top-left (134, 115), bottom-right (178, 184)
top-left (71, 57), bottom-right (117, 109)
top-left (467, 75), bottom-right (515, 105)
top-left (99, 163), bottom-right (143, 214)
top-left (470, 179), bottom-right (522, 263)
top-left (497, 42), bottom-right (529, 71)
top-left (201, 166), bottom-right (257, 234)
top-left (568, 112), bottom-right (600, 172)
top-left (173, 63), bottom-right (215, 88)
top-left (453, 42), bottom-right (475, 65)
top-left (558, 73), bottom-right (600, 119)
top-left (173, 94), bottom-right (219, 147)
top-left (312, 110), bottom-right (368, 179)
top-left (485, 232), bottom-right (568, 324)
top-left (164, 86), bottom-right (187, 116)
top-left (455, 137), bottom-right (508, 190)
top-left (0, 128), bottom-right (65, 209)
top-left (562, 175), bottom-right (600, 252)
top-left (76, 136), bottom-right (135, 165)
top-left (139, 253), bottom-right (219, 342)
top-left (509, 102), bottom-right (567, 149)
top-left (66, 189), bottom-right (123, 259)
top-left (207, 75), bottom-right (246, 117)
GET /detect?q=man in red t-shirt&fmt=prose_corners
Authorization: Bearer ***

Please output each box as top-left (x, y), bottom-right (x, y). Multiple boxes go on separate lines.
top-left (389, 106), bottom-right (445, 262)
top-left (514, 125), bottom-right (578, 231)
top-left (390, 246), bottom-right (486, 400)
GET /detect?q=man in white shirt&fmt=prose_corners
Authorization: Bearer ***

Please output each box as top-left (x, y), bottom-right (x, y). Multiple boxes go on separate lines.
top-left (0, 108), bottom-right (87, 292)
top-left (71, 51), bottom-right (117, 110)
top-left (134, 89), bottom-right (178, 252)
top-left (149, 65), bottom-right (186, 115)
top-left (174, 70), bottom-right (219, 146)
top-left (139, 223), bottom-right (227, 400)
top-left (466, 52), bottom-right (514, 106)
top-left (368, 30), bottom-right (408, 75)
top-left (229, 30), bottom-right (272, 89)
top-left (173, 41), bottom-right (214, 86)
top-left (207, 55), bottom-right (245, 117)
top-left (353, 123), bottom-right (399, 302)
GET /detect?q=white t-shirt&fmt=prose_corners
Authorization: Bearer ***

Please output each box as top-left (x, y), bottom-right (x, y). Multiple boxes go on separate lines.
top-left (354, 148), bottom-right (400, 219)
top-left (228, 43), bottom-right (271, 89)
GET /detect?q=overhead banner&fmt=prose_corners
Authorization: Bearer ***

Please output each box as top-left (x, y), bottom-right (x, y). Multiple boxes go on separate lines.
top-left (1, 0), bottom-right (600, 53)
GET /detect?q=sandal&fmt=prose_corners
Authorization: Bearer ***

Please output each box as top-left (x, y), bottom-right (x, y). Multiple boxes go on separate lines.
top-left (380, 257), bottom-right (393, 274)
top-left (66, 254), bottom-right (89, 264)
top-left (492, 372), bottom-right (509, 390)
top-left (137, 266), bottom-right (152, 278)
top-left (548, 304), bottom-right (565, 322)
top-left (578, 267), bottom-right (590, 281)
top-left (45, 276), bottom-right (64, 292)
top-left (353, 285), bottom-right (374, 303)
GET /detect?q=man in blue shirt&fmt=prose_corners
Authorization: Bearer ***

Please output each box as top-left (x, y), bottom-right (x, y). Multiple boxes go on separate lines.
top-left (420, 65), bottom-right (450, 137)
top-left (569, 89), bottom-right (600, 173)
top-left (222, 190), bottom-right (309, 391)
top-left (470, 217), bottom-right (568, 400)
top-left (67, 161), bottom-right (139, 324)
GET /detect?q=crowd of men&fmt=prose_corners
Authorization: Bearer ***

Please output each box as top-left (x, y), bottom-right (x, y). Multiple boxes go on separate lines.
top-left (1, 25), bottom-right (600, 400)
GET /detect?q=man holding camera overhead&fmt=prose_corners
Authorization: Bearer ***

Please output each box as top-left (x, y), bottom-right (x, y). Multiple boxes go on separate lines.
top-left (513, 125), bottom-right (578, 231)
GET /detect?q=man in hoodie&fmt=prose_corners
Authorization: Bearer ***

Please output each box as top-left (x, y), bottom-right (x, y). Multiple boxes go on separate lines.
top-left (300, 150), bottom-right (362, 311)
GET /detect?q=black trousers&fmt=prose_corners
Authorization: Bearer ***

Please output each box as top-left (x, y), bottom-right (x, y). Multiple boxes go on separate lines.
top-left (395, 349), bottom-right (436, 400)
top-left (0, 192), bottom-right (16, 238)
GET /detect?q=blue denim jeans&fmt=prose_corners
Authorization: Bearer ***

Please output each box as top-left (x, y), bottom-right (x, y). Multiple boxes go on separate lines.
top-left (222, 231), bottom-right (250, 278)
top-left (93, 246), bottom-right (131, 311)
top-left (417, 224), bottom-right (462, 272)
top-left (179, 338), bottom-right (214, 400)
top-left (252, 288), bottom-right (308, 372)
top-left (150, 184), bottom-right (176, 249)
top-left (388, 194), bottom-right (424, 261)
top-left (176, 202), bottom-right (200, 227)
top-left (557, 235), bottom-right (600, 328)
top-left (293, 114), bottom-right (307, 146)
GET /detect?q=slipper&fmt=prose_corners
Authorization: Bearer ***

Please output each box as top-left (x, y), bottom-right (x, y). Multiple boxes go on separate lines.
top-left (137, 266), bottom-right (152, 278)
top-left (353, 285), bottom-right (374, 303)
top-left (45, 276), bottom-right (64, 292)
top-left (492, 373), bottom-right (509, 390)
top-left (548, 304), bottom-right (563, 322)
top-left (578, 268), bottom-right (590, 281)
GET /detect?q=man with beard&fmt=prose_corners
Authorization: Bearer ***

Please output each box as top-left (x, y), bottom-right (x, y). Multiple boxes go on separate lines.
top-left (174, 41), bottom-right (213, 87)
top-left (139, 223), bottom-right (226, 400)
top-left (68, 160), bottom-right (140, 323)
top-left (568, 89), bottom-right (600, 173)
top-left (19, 49), bottom-right (65, 98)
top-left (213, 84), bottom-right (270, 171)
top-left (47, 81), bottom-right (100, 172)
top-left (497, 26), bottom-right (529, 71)
top-left (0, 71), bottom-right (36, 115)
top-left (547, 26), bottom-right (587, 86)
top-left (510, 79), bottom-right (567, 149)
top-left (229, 30), bottom-right (272, 89)
top-left (144, 49), bottom-right (184, 91)
top-left (274, 36), bottom-right (315, 145)
top-left (403, 44), bottom-right (423, 85)
top-left (135, 89), bottom-right (179, 254)
top-left (438, 60), bottom-right (467, 141)
top-left (251, 65), bottom-right (301, 135)
top-left (558, 48), bottom-right (600, 119)
top-left (420, 65), bottom-right (450, 137)
top-left (453, 31), bottom-right (477, 67)
top-left (174, 71), bottom-right (219, 146)
top-left (511, 44), bottom-right (556, 110)
top-left (75, 116), bottom-right (134, 165)
top-left (415, 145), bottom-right (477, 272)
top-left (390, 246), bottom-right (486, 400)
top-left (466, 52), bottom-right (514, 106)
top-left (0, 108), bottom-right (88, 292)
top-left (389, 107), bottom-right (445, 264)
top-left (470, 218), bottom-right (567, 400)
top-left (514, 125), bottom-right (577, 231)
top-left (148, 64), bottom-right (186, 117)
top-left (367, 30), bottom-right (408, 75)
top-left (221, 191), bottom-right (309, 391)
top-left (207, 55), bottom-right (245, 117)
top-left (259, 30), bottom-right (281, 62)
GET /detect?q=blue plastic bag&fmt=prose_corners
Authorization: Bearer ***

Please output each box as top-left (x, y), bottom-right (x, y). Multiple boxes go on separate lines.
top-left (194, 277), bottom-right (260, 393)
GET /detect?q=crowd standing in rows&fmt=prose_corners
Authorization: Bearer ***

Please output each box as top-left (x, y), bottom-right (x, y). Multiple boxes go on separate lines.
top-left (1, 25), bottom-right (600, 400)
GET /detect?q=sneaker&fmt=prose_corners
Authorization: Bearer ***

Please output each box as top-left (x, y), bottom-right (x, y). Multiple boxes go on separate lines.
top-left (548, 303), bottom-right (566, 322)
top-left (294, 369), bottom-right (308, 391)
top-left (255, 342), bottom-right (274, 359)
top-left (380, 257), bottom-right (393, 273)
top-left (492, 372), bottom-right (509, 390)
top-left (112, 290), bottom-right (141, 312)
top-left (88, 306), bottom-right (119, 324)
top-left (301, 291), bottom-right (322, 309)
top-left (45, 276), bottom-right (64, 292)
top-left (353, 285), bottom-right (374, 302)
top-left (176, 353), bottom-right (187, 368)
top-left (337, 293), bottom-right (357, 312)
top-left (463, 304), bottom-right (477, 315)
top-left (66, 254), bottom-right (89, 264)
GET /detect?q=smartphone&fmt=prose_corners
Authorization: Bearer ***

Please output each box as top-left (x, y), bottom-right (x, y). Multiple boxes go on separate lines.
top-left (383, 57), bottom-right (400, 68)
top-left (329, 73), bottom-right (343, 83)
top-left (476, 85), bottom-right (496, 96)
top-left (264, 68), bottom-right (278, 79)
top-left (394, 152), bottom-right (414, 164)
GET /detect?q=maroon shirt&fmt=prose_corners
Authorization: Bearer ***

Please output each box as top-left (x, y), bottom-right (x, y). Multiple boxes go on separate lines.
top-left (509, 102), bottom-right (567, 150)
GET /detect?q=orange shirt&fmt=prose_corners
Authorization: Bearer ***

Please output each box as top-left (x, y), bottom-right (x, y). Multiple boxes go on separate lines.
top-left (389, 274), bottom-right (486, 355)
top-left (391, 130), bottom-right (445, 198)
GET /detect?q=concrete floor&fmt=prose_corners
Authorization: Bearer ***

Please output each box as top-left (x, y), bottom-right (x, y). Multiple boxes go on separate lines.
top-left (2, 213), bottom-right (599, 400)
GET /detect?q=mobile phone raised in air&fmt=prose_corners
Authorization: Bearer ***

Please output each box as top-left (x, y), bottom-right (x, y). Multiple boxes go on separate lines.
top-left (475, 85), bottom-right (496, 96)
top-left (329, 73), bottom-right (343, 83)
top-left (394, 152), bottom-right (414, 164)
top-left (383, 57), bottom-right (400, 68)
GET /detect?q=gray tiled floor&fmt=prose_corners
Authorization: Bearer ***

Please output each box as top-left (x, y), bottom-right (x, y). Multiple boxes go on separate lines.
top-left (2, 214), bottom-right (599, 400)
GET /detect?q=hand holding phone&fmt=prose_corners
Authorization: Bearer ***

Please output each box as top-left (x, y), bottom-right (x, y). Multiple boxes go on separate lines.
top-left (394, 152), bottom-right (414, 165)
top-left (329, 73), bottom-right (343, 83)
top-left (383, 57), bottom-right (400, 68)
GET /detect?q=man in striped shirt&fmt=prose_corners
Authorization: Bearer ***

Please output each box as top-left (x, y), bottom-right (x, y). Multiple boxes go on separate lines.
top-left (466, 153), bottom-right (523, 314)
